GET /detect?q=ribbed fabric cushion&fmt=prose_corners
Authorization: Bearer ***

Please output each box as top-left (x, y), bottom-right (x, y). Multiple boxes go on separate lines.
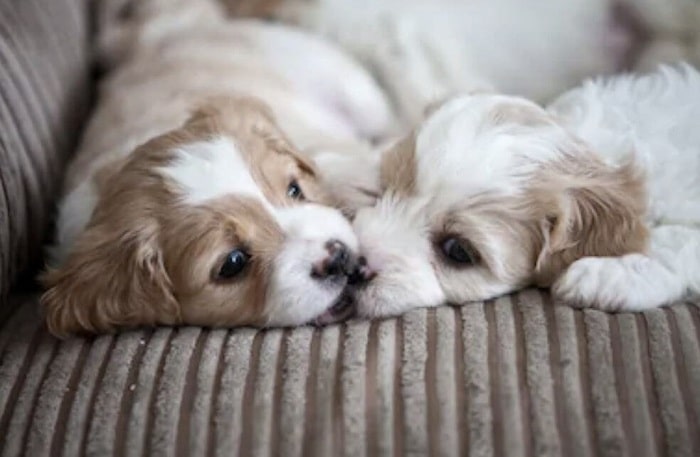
top-left (0, 0), bottom-right (91, 312)
top-left (1, 291), bottom-right (698, 456)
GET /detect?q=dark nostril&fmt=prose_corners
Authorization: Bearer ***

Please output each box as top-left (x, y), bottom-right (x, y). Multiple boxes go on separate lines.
top-left (347, 256), bottom-right (376, 285)
top-left (313, 242), bottom-right (376, 284)
top-left (325, 242), bottom-right (348, 277)
top-left (346, 267), bottom-right (364, 285)
top-left (312, 240), bottom-right (350, 279)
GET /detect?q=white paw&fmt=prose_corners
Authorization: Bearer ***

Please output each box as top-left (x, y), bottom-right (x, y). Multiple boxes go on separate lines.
top-left (552, 255), bottom-right (684, 311)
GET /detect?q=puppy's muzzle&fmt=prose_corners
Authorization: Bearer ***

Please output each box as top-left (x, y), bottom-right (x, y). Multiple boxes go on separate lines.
top-left (311, 241), bottom-right (376, 326)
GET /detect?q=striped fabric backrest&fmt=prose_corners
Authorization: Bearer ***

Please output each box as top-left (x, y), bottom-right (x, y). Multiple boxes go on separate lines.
top-left (0, 0), bottom-right (91, 318)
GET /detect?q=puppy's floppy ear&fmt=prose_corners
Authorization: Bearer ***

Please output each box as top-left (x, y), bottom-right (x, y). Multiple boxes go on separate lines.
top-left (40, 218), bottom-right (179, 338)
top-left (532, 149), bottom-right (649, 286)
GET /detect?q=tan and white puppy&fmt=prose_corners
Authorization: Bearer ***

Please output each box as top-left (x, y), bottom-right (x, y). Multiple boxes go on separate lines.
top-left (351, 64), bottom-right (700, 317)
top-left (41, 0), bottom-right (393, 336)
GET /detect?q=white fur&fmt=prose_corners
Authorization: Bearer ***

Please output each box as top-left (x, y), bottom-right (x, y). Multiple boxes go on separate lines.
top-left (239, 22), bottom-right (396, 141)
top-left (353, 195), bottom-right (445, 317)
top-left (266, 204), bottom-right (359, 325)
top-left (160, 137), bottom-right (268, 205)
top-left (548, 64), bottom-right (700, 227)
top-left (272, 0), bottom-right (700, 125)
top-left (414, 96), bottom-right (563, 198)
top-left (352, 94), bottom-right (573, 316)
top-left (549, 65), bottom-right (700, 309)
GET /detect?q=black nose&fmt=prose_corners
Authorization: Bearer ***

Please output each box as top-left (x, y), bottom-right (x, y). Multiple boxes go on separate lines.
top-left (312, 242), bottom-right (376, 284)
top-left (312, 240), bottom-right (351, 279)
top-left (325, 240), bottom-right (349, 277)
top-left (347, 256), bottom-right (376, 285)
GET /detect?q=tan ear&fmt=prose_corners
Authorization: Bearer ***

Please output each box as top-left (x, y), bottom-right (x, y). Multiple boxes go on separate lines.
top-left (532, 156), bottom-right (649, 286)
top-left (379, 134), bottom-right (416, 196)
top-left (40, 220), bottom-right (179, 338)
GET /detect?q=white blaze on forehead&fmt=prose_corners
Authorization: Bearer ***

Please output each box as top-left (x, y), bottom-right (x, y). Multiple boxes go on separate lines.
top-left (413, 95), bottom-right (558, 199)
top-left (160, 136), bottom-right (269, 206)
top-left (275, 204), bottom-right (358, 251)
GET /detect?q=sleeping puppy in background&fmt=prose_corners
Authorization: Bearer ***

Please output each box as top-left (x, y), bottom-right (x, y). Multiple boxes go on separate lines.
top-left (350, 64), bottom-right (700, 317)
top-left (40, 0), bottom-right (392, 336)
top-left (227, 0), bottom-right (700, 126)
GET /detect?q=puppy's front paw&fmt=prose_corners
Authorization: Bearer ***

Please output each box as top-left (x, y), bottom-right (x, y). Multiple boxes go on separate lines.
top-left (552, 255), bottom-right (683, 311)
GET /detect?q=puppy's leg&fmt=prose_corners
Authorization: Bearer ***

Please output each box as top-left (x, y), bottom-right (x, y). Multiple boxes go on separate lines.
top-left (552, 225), bottom-right (700, 311)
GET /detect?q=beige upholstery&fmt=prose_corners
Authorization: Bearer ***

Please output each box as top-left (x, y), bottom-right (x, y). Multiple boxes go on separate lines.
top-left (0, 0), bottom-right (90, 315)
top-left (1, 293), bottom-right (699, 456)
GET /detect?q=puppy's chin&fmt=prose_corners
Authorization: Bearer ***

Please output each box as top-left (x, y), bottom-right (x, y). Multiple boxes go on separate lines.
top-left (263, 273), bottom-right (351, 327)
top-left (351, 274), bottom-right (446, 320)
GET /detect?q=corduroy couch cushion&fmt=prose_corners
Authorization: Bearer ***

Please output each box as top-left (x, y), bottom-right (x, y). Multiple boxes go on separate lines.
top-left (1, 293), bottom-right (699, 456)
top-left (0, 0), bottom-right (91, 313)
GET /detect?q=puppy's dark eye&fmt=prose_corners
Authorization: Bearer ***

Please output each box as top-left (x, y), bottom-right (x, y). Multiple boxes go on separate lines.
top-left (440, 237), bottom-right (477, 265)
top-left (218, 249), bottom-right (250, 279)
top-left (287, 180), bottom-right (305, 200)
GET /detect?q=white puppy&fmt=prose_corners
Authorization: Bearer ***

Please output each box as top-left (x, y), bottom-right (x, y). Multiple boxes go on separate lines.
top-left (226, 0), bottom-right (700, 126)
top-left (351, 64), bottom-right (700, 316)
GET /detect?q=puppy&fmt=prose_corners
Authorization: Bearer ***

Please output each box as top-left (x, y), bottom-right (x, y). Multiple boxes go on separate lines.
top-left (41, 0), bottom-right (392, 336)
top-left (226, 0), bottom-right (700, 126)
top-left (350, 64), bottom-right (700, 317)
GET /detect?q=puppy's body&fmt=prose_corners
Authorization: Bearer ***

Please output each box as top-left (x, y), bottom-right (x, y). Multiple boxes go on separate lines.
top-left (351, 65), bottom-right (700, 317)
top-left (56, 11), bottom-right (393, 257)
top-left (550, 66), bottom-right (700, 228)
top-left (43, 0), bottom-right (392, 335)
top-left (547, 65), bottom-right (700, 309)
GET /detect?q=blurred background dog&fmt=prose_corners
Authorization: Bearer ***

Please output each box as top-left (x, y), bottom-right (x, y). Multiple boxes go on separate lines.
top-left (224, 0), bottom-right (700, 125)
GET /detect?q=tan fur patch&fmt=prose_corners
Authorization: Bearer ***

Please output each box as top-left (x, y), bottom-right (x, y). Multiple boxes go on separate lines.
top-left (41, 164), bottom-right (179, 337)
top-left (162, 196), bottom-right (285, 327)
top-left (380, 133), bottom-right (417, 196)
top-left (531, 147), bottom-right (649, 286)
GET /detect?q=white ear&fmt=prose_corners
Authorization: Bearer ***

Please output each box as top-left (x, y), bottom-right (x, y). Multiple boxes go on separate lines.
top-left (307, 141), bottom-right (382, 217)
